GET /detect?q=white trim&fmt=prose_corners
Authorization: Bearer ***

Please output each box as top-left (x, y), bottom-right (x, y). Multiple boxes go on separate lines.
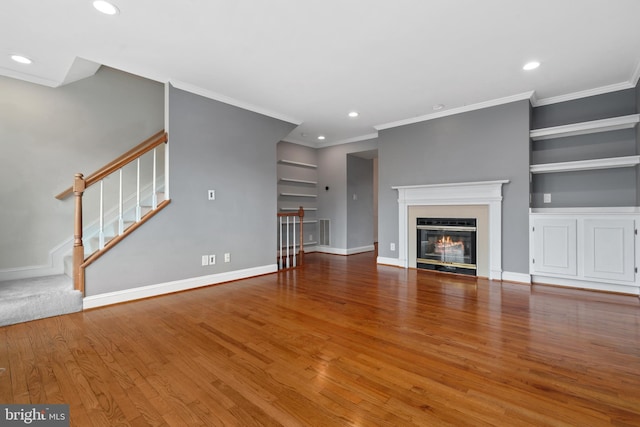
top-left (318, 133), bottom-right (379, 148)
top-left (169, 80), bottom-right (302, 125)
top-left (314, 246), bottom-right (347, 255)
top-left (393, 180), bottom-right (508, 280)
top-left (532, 275), bottom-right (639, 296)
top-left (377, 257), bottom-right (403, 267)
top-left (374, 92), bottom-right (534, 131)
top-left (83, 264), bottom-right (276, 309)
top-left (533, 82), bottom-right (636, 107)
top-left (530, 155), bottom-right (640, 174)
top-left (530, 114), bottom-right (640, 141)
top-left (502, 271), bottom-right (532, 284)
top-left (313, 245), bottom-right (374, 255)
top-left (0, 238), bottom-right (71, 281)
top-left (280, 137), bottom-right (319, 148)
top-left (530, 206), bottom-right (640, 214)
top-left (631, 59), bottom-right (640, 87)
top-left (346, 245), bottom-right (376, 255)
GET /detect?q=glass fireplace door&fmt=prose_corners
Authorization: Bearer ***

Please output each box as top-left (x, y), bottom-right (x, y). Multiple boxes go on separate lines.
top-left (417, 218), bottom-right (477, 275)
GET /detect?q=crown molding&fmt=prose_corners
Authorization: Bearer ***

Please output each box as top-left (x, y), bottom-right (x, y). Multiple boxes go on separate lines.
top-left (532, 81), bottom-right (635, 107)
top-left (169, 80), bottom-right (302, 125)
top-left (317, 132), bottom-right (379, 148)
top-left (374, 91), bottom-right (535, 131)
top-left (280, 137), bottom-right (319, 148)
top-left (631, 59), bottom-right (640, 87)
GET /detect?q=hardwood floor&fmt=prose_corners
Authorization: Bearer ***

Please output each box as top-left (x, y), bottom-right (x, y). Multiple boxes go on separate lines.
top-left (1, 251), bottom-right (640, 426)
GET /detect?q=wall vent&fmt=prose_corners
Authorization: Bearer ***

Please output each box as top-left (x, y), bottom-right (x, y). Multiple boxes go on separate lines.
top-left (319, 219), bottom-right (330, 246)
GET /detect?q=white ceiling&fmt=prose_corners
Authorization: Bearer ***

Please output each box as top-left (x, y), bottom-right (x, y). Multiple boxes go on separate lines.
top-left (2, 0), bottom-right (640, 147)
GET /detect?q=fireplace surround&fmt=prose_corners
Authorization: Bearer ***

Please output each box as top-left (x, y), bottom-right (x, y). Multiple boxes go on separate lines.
top-left (392, 180), bottom-right (508, 280)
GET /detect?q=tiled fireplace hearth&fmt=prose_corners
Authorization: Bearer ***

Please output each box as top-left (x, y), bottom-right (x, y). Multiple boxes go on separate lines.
top-left (389, 180), bottom-right (509, 280)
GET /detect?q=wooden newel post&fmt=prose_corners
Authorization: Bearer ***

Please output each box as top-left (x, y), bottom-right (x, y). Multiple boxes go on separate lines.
top-left (298, 206), bottom-right (304, 266)
top-left (73, 173), bottom-right (86, 294)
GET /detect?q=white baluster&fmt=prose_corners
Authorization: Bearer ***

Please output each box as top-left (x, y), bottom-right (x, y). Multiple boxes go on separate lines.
top-left (152, 147), bottom-right (158, 209)
top-left (279, 217), bottom-right (283, 269)
top-left (286, 216), bottom-right (290, 268)
top-left (135, 158), bottom-right (141, 221)
top-left (292, 216), bottom-right (297, 267)
top-left (118, 169), bottom-right (124, 235)
top-left (98, 180), bottom-right (105, 249)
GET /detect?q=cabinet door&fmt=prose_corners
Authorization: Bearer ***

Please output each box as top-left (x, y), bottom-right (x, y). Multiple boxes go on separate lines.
top-left (584, 219), bottom-right (635, 282)
top-left (532, 218), bottom-right (577, 276)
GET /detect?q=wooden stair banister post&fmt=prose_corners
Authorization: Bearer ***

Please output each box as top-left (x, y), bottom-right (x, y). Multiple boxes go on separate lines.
top-left (73, 173), bottom-right (86, 294)
top-left (298, 206), bottom-right (304, 266)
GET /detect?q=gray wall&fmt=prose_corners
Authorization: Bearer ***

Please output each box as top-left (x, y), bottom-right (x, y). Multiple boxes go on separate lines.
top-left (347, 155), bottom-right (374, 249)
top-left (0, 67), bottom-right (164, 269)
top-left (378, 100), bottom-right (530, 274)
top-left (85, 85), bottom-right (296, 296)
top-left (531, 88), bottom-right (639, 208)
top-left (317, 139), bottom-right (378, 251)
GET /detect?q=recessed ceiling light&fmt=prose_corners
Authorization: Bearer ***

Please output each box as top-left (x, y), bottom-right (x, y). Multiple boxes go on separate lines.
top-left (10, 54), bottom-right (32, 64)
top-left (317, 135), bottom-right (326, 140)
top-left (348, 111), bottom-right (359, 118)
top-left (93, 0), bottom-right (119, 15)
top-left (523, 61), bottom-right (540, 71)
top-left (432, 104), bottom-right (444, 111)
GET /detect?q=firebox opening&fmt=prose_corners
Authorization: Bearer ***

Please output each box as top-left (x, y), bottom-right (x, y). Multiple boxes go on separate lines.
top-left (416, 217), bottom-right (477, 276)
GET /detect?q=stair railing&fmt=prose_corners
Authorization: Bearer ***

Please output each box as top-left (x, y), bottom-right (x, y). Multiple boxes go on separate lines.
top-left (56, 130), bottom-right (170, 294)
top-left (277, 207), bottom-right (304, 270)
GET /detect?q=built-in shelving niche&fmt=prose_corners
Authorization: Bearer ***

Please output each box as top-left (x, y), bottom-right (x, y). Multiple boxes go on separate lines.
top-left (277, 151), bottom-right (319, 249)
top-left (529, 114), bottom-right (640, 208)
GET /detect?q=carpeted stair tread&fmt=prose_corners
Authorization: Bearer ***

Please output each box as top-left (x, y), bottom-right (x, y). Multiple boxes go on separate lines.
top-left (0, 275), bottom-right (82, 327)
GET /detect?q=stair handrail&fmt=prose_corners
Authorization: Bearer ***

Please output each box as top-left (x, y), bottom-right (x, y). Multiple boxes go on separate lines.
top-left (55, 130), bottom-right (168, 200)
top-left (277, 207), bottom-right (304, 269)
top-left (61, 130), bottom-right (169, 295)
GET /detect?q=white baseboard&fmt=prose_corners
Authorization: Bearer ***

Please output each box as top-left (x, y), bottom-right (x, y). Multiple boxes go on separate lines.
top-left (83, 264), bottom-right (277, 309)
top-left (377, 257), bottom-right (403, 267)
top-left (531, 275), bottom-right (640, 296)
top-left (347, 245), bottom-right (375, 255)
top-left (501, 271), bottom-right (532, 284)
top-left (314, 245), bottom-right (375, 256)
top-left (0, 238), bottom-right (71, 281)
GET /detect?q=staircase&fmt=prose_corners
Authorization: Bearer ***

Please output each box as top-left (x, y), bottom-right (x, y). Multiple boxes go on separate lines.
top-left (0, 275), bottom-right (82, 327)
top-left (0, 131), bottom-right (169, 327)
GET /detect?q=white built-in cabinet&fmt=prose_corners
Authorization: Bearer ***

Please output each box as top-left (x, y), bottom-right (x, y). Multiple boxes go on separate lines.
top-left (530, 210), bottom-right (640, 295)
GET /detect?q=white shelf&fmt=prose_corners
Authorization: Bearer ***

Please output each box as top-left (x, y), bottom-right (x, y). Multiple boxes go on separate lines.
top-left (280, 192), bottom-right (317, 198)
top-left (279, 178), bottom-right (318, 185)
top-left (280, 207), bottom-right (317, 211)
top-left (278, 159), bottom-right (318, 169)
top-left (530, 155), bottom-right (640, 174)
top-left (530, 114), bottom-right (640, 141)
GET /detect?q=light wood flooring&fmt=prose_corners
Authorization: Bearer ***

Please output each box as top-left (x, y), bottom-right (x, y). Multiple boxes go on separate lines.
top-left (1, 250), bottom-right (639, 426)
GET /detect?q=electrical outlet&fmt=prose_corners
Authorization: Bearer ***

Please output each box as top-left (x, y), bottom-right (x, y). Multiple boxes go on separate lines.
top-left (201, 255), bottom-right (209, 266)
top-left (208, 190), bottom-right (215, 200)
top-left (224, 253), bottom-right (230, 263)
top-left (390, 243), bottom-right (396, 251)
top-left (209, 254), bottom-right (216, 265)
top-left (543, 193), bottom-right (551, 203)
top-left (309, 234), bottom-right (313, 241)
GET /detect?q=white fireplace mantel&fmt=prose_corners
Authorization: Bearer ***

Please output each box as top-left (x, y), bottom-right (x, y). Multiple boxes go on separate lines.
top-left (392, 180), bottom-right (509, 280)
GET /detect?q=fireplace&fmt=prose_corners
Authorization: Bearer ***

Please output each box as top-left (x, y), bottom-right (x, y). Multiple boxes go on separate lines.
top-left (390, 180), bottom-right (508, 280)
top-left (417, 218), bottom-right (477, 276)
